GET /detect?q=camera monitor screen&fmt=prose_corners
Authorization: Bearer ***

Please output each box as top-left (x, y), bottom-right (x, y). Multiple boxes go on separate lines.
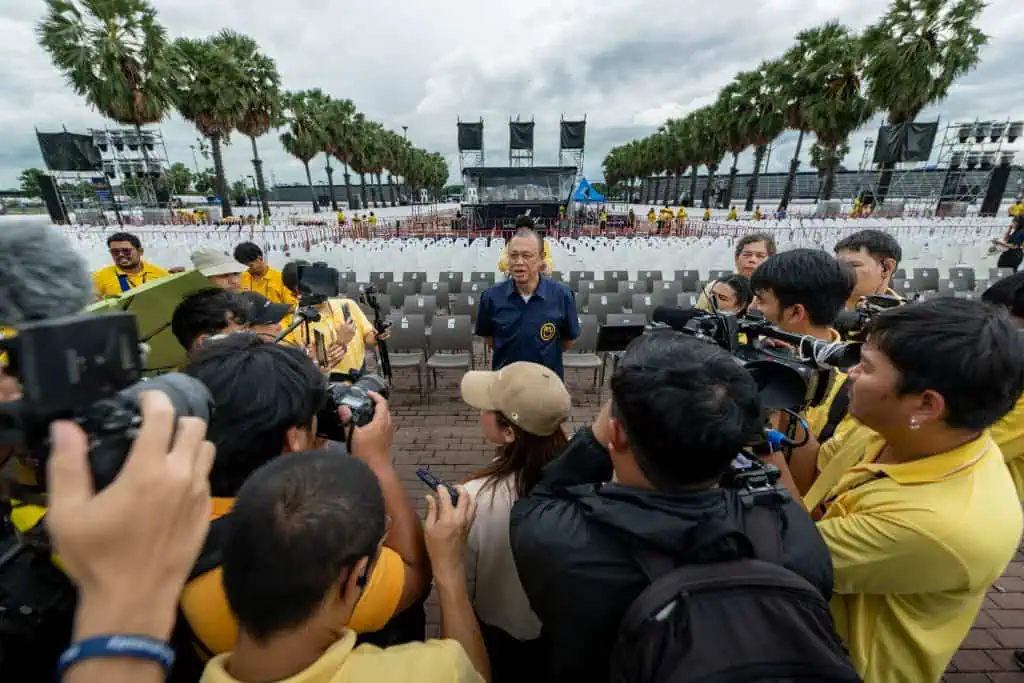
top-left (297, 265), bottom-right (340, 298)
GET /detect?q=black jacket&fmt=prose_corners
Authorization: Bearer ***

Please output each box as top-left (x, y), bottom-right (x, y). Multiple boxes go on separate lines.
top-left (509, 427), bottom-right (833, 683)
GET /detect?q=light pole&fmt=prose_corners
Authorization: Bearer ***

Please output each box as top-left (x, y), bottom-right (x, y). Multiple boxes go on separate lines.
top-left (189, 145), bottom-right (200, 175)
top-left (247, 175), bottom-right (260, 221)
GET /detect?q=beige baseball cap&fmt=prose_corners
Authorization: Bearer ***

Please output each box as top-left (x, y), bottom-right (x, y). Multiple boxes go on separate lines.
top-left (460, 362), bottom-right (571, 436)
top-left (190, 245), bottom-right (245, 277)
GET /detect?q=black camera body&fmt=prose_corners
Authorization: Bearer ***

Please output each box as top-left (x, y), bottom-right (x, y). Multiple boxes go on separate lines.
top-left (317, 374), bottom-right (389, 441)
top-left (833, 294), bottom-right (905, 340)
top-left (0, 312), bottom-right (212, 491)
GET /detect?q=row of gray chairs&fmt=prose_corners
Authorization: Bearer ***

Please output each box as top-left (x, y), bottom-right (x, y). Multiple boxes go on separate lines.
top-left (550, 270), bottom-right (727, 293)
top-left (382, 314), bottom-right (477, 397)
top-left (364, 271), bottom-right (495, 295)
top-left (894, 267), bottom-right (1012, 294)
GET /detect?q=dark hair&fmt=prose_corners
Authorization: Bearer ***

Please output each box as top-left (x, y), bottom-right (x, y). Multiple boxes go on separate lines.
top-left (715, 274), bottom-right (753, 311)
top-left (234, 241), bottom-right (264, 264)
top-left (470, 415), bottom-right (569, 499)
top-left (609, 333), bottom-right (763, 490)
top-left (183, 334), bottom-right (327, 497)
top-left (170, 288), bottom-right (248, 350)
top-left (982, 272), bottom-right (1024, 320)
top-left (281, 259), bottom-right (310, 294)
top-left (515, 215), bottom-right (536, 229)
top-left (734, 233), bottom-right (777, 259)
top-left (865, 298), bottom-right (1024, 430)
top-left (750, 248), bottom-right (854, 326)
top-left (106, 232), bottom-right (141, 249)
top-left (834, 229), bottom-right (903, 265)
top-left (510, 227), bottom-right (544, 255)
top-left (223, 451), bottom-right (386, 642)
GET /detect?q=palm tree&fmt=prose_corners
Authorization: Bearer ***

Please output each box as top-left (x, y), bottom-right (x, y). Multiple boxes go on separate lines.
top-left (381, 130), bottom-right (407, 207)
top-left (38, 0), bottom-right (178, 222)
top-left (691, 106), bottom-right (728, 209)
top-left (771, 36), bottom-right (820, 211)
top-left (801, 23), bottom-right (876, 201)
top-left (810, 140), bottom-right (850, 199)
top-left (729, 65), bottom-right (786, 211)
top-left (347, 117), bottom-right (379, 209)
top-left (321, 97), bottom-right (363, 209)
top-left (172, 37), bottom-right (245, 217)
top-left (863, 0), bottom-right (988, 204)
top-left (280, 91), bottom-right (324, 213)
top-left (717, 77), bottom-right (752, 210)
top-left (662, 118), bottom-right (694, 206)
top-left (214, 30), bottom-right (281, 220)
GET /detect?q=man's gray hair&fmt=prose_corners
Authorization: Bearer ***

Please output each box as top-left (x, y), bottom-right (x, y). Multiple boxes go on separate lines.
top-left (512, 228), bottom-right (544, 254)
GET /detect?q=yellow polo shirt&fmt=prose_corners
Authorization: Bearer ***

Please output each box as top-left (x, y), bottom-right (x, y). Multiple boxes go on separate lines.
top-left (201, 630), bottom-right (483, 683)
top-left (989, 395), bottom-right (1024, 499)
top-left (812, 428), bottom-right (1021, 683)
top-left (283, 298), bottom-right (373, 375)
top-left (241, 267), bottom-right (295, 305)
top-left (91, 261), bottom-right (169, 297)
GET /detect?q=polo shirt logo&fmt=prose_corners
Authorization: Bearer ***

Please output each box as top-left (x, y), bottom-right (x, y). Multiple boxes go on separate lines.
top-left (540, 322), bottom-right (556, 342)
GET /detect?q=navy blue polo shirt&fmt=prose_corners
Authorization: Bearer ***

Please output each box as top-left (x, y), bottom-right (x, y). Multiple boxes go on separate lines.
top-left (475, 276), bottom-right (580, 378)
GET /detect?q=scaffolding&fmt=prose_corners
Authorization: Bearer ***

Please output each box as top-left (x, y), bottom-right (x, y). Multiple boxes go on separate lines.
top-left (508, 116), bottom-right (535, 167)
top-left (457, 117), bottom-right (485, 174)
top-left (929, 119), bottom-right (1022, 216)
top-left (558, 115), bottom-right (586, 182)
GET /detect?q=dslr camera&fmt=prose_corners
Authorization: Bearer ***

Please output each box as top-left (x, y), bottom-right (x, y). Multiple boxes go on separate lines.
top-left (316, 373), bottom-right (389, 441)
top-left (833, 294), bottom-right (905, 340)
top-left (0, 312), bottom-right (212, 491)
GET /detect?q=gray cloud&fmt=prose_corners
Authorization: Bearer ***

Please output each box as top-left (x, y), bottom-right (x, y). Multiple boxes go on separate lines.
top-left (0, 0), bottom-right (1021, 190)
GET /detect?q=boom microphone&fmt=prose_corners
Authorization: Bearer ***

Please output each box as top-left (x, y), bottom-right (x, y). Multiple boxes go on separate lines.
top-left (0, 223), bottom-right (93, 324)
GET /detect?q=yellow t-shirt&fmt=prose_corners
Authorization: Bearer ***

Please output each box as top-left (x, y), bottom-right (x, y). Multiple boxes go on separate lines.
top-left (990, 394), bottom-right (1024, 499)
top-left (497, 240), bottom-right (554, 274)
top-left (180, 498), bottom-right (406, 655)
top-left (201, 630), bottom-right (484, 683)
top-left (812, 428), bottom-right (1021, 683)
top-left (677, 208), bottom-right (687, 219)
top-left (1009, 203), bottom-right (1024, 217)
top-left (241, 267), bottom-right (295, 306)
top-left (91, 261), bottom-right (169, 297)
top-left (284, 298), bottom-right (373, 375)
top-left (369, 215), bottom-right (378, 225)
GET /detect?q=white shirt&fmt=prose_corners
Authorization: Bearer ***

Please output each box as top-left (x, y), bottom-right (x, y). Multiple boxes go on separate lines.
top-left (463, 475), bottom-right (541, 641)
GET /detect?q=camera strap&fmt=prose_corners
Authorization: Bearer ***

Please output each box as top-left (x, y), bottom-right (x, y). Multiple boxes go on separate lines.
top-left (818, 378), bottom-right (854, 445)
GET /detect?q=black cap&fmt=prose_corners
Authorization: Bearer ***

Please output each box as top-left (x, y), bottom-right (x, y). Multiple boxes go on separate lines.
top-left (239, 292), bottom-right (290, 325)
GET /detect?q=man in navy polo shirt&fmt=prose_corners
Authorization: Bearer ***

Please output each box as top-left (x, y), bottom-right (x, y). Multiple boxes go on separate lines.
top-left (476, 224), bottom-right (579, 378)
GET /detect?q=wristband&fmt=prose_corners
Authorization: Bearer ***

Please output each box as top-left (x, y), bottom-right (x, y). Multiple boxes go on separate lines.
top-left (57, 635), bottom-right (175, 679)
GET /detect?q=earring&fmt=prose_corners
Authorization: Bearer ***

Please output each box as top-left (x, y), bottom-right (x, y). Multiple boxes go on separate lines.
top-left (909, 417), bottom-right (921, 431)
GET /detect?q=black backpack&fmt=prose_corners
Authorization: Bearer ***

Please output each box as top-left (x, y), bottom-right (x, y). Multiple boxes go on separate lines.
top-left (609, 492), bottom-right (861, 683)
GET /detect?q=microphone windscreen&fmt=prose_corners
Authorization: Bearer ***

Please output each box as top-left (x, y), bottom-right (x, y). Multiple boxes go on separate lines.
top-left (651, 305), bottom-right (706, 332)
top-left (0, 223), bottom-right (93, 324)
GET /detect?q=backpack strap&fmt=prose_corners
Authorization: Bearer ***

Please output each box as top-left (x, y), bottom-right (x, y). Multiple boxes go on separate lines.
top-left (740, 498), bottom-right (783, 565)
top-left (634, 518), bottom-right (757, 582)
top-left (188, 513), bottom-right (230, 582)
top-left (817, 378), bottom-right (853, 444)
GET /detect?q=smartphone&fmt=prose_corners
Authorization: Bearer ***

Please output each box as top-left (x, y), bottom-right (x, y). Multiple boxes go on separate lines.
top-left (416, 468), bottom-right (459, 507)
top-left (314, 329), bottom-right (329, 368)
top-left (342, 303), bottom-right (352, 323)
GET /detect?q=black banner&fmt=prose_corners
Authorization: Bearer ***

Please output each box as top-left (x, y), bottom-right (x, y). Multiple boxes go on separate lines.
top-left (457, 122), bottom-right (484, 151)
top-left (509, 121), bottom-right (534, 150)
top-left (36, 131), bottom-right (103, 172)
top-left (560, 120), bottom-right (586, 150)
top-left (872, 121), bottom-right (938, 164)
top-left (38, 174), bottom-right (69, 223)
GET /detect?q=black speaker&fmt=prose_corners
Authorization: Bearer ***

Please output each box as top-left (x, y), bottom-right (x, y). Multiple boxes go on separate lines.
top-left (37, 174), bottom-right (69, 224)
top-left (980, 166), bottom-right (1012, 217)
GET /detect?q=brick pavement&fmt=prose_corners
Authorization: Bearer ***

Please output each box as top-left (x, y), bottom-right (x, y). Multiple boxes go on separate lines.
top-left (377, 344), bottom-right (1024, 681)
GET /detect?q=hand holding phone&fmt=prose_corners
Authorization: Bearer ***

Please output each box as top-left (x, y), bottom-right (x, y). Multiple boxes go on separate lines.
top-left (416, 468), bottom-right (459, 507)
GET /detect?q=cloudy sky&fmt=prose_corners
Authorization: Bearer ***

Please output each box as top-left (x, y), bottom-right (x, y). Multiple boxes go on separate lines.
top-left (1, 0), bottom-right (1022, 190)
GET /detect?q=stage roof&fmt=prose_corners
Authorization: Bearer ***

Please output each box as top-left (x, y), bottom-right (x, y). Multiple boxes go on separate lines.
top-left (462, 166), bottom-right (577, 178)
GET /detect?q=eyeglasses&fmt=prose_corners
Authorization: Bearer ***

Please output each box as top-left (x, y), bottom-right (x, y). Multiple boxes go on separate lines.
top-left (507, 251), bottom-right (538, 263)
top-left (109, 248), bottom-right (135, 257)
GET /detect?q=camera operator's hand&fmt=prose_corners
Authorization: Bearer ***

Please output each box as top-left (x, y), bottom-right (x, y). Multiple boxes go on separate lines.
top-left (168, 266), bottom-right (186, 274)
top-left (424, 485), bottom-right (476, 582)
top-left (46, 390), bottom-right (215, 641)
top-left (325, 342), bottom-right (348, 368)
top-left (342, 391), bottom-right (393, 468)
top-left (336, 319), bottom-right (358, 346)
top-left (0, 367), bottom-right (20, 401)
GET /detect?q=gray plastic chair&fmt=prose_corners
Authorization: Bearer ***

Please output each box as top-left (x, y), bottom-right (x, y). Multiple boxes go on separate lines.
top-left (451, 293), bottom-right (480, 323)
top-left (603, 270), bottom-right (629, 286)
top-left (638, 270), bottom-right (663, 286)
top-left (677, 292), bottom-right (699, 308)
top-left (587, 292), bottom-right (625, 323)
top-left (948, 267), bottom-right (975, 291)
top-left (403, 294), bottom-right (438, 326)
top-left (338, 271), bottom-right (358, 285)
top-left (674, 270), bottom-right (700, 290)
top-left (990, 267), bottom-right (1015, 282)
top-left (426, 315), bottom-right (475, 390)
top-left (631, 293), bottom-right (657, 320)
top-left (708, 269), bottom-right (733, 282)
top-left (385, 281), bottom-right (412, 308)
top-left (370, 271), bottom-right (395, 289)
top-left (577, 280), bottom-right (607, 297)
top-left (470, 271), bottom-right (496, 285)
top-left (385, 313), bottom-right (428, 397)
top-left (652, 280), bottom-right (683, 306)
top-left (563, 314), bottom-right (604, 389)
top-left (617, 280), bottom-right (648, 295)
top-left (402, 271), bottom-right (428, 293)
top-left (607, 313), bottom-right (647, 327)
top-left (911, 267), bottom-right (940, 292)
top-left (569, 270), bottom-right (596, 290)
top-left (464, 281), bottom-right (488, 297)
top-left (439, 271), bottom-right (464, 294)
top-left (421, 281), bottom-right (451, 310)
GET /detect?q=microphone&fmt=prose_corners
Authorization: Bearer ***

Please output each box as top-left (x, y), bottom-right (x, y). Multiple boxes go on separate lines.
top-left (0, 223), bottom-right (93, 324)
top-left (651, 305), bottom-right (707, 332)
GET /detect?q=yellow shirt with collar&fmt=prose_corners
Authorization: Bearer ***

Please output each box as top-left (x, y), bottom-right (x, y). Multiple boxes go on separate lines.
top-left (91, 261), bottom-right (169, 297)
top-left (989, 394), bottom-right (1024, 499)
top-left (201, 629), bottom-right (484, 683)
top-left (811, 428), bottom-right (1021, 683)
top-left (283, 298), bottom-right (373, 375)
top-left (241, 267), bottom-right (295, 306)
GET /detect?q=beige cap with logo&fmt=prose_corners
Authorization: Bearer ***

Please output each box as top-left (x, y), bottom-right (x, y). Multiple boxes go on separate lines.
top-left (460, 361), bottom-right (571, 436)
top-left (190, 245), bottom-right (245, 277)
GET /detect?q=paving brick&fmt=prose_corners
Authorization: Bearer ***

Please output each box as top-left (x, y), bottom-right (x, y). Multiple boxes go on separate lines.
top-left (942, 673), bottom-right (995, 682)
top-left (988, 673), bottom-right (1024, 682)
top-left (986, 648), bottom-right (1021, 672)
top-left (992, 612), bottom-right (1024, 629)
top-left (951, 651), bottom-right (1001, 672)
top-left (960, 629), bottom-right (1002, 649)
top-left (994, 630), bottom-right (1024, 648)
top-left (976, 612), bottom-right (999, 628)
top-left (993, 595), bottom-right (1024, 610)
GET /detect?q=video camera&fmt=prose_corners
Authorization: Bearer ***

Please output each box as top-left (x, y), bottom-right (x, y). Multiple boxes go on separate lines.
top-left (833, 294), bottom-right (905, 340)
top-left (0, 312), bottom-right (212, 492)
top-left (654, 306), bottom-right (860, 414)
top-left (296, 263), bottom-right (340, 307)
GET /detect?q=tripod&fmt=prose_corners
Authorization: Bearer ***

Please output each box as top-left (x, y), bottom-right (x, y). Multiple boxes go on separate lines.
top-left (360, 285), bottom-right (392, 382)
